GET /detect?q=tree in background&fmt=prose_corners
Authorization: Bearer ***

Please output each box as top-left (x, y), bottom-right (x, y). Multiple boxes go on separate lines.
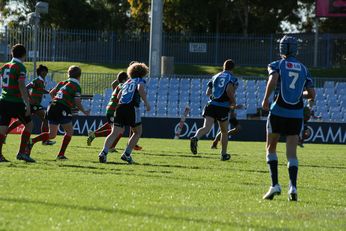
top-left (0, 0), bottom-right (345, 34)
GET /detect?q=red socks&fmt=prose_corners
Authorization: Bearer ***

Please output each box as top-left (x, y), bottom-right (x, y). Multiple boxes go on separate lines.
top-left (19, 130), bottom-right (31, 154)
top-left (95, 123), bottom-right (112, 137)
top-left (32, 132), bottom-right (50, 144)
top-left (95, 129), bottom-right (111, 137)
top-left (58, 135), bottom-right (72, 156)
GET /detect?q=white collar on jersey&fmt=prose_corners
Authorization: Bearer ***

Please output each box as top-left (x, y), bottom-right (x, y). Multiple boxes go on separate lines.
top-left (68, 78), bottom-right (80, 85)
top-left (37, 76), bottom-right (45, 82)
top-left (11, 57), bottom-right (23, 63)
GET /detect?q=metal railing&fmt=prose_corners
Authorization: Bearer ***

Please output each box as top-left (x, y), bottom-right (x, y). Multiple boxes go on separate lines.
top-left (1, 27), bottom-right (346, 67)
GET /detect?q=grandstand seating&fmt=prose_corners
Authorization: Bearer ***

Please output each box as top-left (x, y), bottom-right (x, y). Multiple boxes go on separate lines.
top-left (36, 76), bottom-right (346, 123)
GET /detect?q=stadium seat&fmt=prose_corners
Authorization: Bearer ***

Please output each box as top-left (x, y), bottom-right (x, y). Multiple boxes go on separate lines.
top-left (324, 81), bottom-right (334, 89)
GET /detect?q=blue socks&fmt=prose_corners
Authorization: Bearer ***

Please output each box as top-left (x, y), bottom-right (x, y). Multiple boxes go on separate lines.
top-left (266, 153), bottom-right (278, 186)
top-left (102, 146), bottom-right (109, 155)
top-left (288, 159), bottom-right (298, 188)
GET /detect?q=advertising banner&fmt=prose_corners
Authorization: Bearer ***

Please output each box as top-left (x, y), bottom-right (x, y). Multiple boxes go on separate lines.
top-left (316, 0), bottom-right (346, 17)
top-left (31, 116), bottom-right (346, 144)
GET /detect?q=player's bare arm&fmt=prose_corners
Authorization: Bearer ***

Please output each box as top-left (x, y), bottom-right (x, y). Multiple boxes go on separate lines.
top-left (18, 78), bottom-right (31, 116)
top-left (262, 72), bottom-right (279, 111)
top-left (75, 97), bottom-right (90, 115)
top-left (138, 84), bottom-right (150, 111)
top-left (111, 80), bottom-right (119, 91)
top-left (226, 84), bottom-right (236, 108)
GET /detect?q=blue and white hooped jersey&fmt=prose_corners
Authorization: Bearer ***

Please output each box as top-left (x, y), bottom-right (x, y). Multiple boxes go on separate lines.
top-left (207, 71), bottom-right (238, 108)
top-left (119, 77), bottom-right (146, 106)
top-left (268, 56), bottom-right (313, 118)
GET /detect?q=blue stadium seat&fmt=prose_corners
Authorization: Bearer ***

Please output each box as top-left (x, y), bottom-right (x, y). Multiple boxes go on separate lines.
top-left (324, 81), bottom-right (334, 89)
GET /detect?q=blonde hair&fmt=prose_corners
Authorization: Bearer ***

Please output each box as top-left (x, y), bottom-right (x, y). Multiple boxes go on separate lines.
top-left (127, 62), bottom-right (149, 78)
top-left (68, 65), bottom-right (81, 78)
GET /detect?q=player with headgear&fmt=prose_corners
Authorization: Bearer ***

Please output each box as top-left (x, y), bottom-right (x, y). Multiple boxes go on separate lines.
top-left (261, 35), bottom-right (315, 201)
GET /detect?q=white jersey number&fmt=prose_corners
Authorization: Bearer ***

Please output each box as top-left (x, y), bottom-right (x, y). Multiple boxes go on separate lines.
top-left (288, 71), bottom-right (299, 89)
top-left (2, 69), bottom-right (10, 87)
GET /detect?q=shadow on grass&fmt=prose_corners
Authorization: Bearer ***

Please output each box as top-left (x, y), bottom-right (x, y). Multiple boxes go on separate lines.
top-left (0, 196), bottom-right (267, 229)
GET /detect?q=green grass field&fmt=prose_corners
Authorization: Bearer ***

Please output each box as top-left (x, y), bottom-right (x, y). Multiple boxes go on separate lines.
top-left (24, 62), bottom-right (346, 78)
top-left (0, 135), bottom-right (345, 230)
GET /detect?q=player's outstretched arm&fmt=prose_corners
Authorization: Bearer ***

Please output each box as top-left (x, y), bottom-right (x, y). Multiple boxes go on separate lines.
top-left (262, 73), bottom-right (278, 111)
top-left (138, 84), bottom-right (150, 112)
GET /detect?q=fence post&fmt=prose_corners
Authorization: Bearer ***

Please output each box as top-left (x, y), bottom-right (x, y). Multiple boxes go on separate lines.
top-left (52, 29), bottom-right (56, 61)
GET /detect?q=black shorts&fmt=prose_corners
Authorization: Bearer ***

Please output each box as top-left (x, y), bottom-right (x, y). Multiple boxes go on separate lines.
top-left (0, 100), bottom-right (31, 126)
top-left (46, 102), bottom-right (73, 125)
top-left (229, 117), bottom-right (239, 127)
top-left (267, 114), bottom-right (303, 136)
top-left (31, 104), bottom-right (44, 113)
top-left (106, 112), bottom-right (115, 124)
top-left (114, 105), bottom-right (141, 128)
top-left (203, 104), bottom-right (229, 122)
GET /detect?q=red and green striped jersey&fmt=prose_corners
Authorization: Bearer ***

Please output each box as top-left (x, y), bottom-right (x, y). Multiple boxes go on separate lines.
top-left (0, 58), bottom-right (27, 103)
top-left (52, 78), bottom-right (81, 109)
top-left (106, 83), bottom-right (122, 115)
top-left (27, 76), bottom-right (47, 105)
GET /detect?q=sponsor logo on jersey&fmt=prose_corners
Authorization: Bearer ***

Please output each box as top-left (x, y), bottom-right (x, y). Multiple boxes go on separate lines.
top-left (286, 61), bottom-right (301, 71)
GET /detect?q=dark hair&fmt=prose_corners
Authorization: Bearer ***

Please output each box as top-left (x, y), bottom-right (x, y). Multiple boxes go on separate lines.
top-left (67, 65), bottom-right (81, 78)
top-left (127, 62), bottom-right (149, 79)
top-left (12, 44), bottom-right (26, 58)
top-left (223, 59), bottom-right (235, 71)
top-left (117, 71), bottom-right (128, 83)
top-left (36, 64), bottom-right (48, 76)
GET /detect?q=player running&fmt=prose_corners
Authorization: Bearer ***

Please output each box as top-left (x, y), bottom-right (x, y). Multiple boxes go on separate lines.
top-left (98, 62), bottom-right (150, 164)
top-left (262, 35), bottom-right (315, 201)
top-left (87, 71), bottom-right (143, 151)
top-left (0, 44), bottom-right (43, 163)
top-left (190, 59), bottom-right (238, 161)
top-left (211, 107), bottom-right (242, 149)
top-left (5, 64), bottom-right (55, 145)
top-left (28, 66), bottom-right (90, 160)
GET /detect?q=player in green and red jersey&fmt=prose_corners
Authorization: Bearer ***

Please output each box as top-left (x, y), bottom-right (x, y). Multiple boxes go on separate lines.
top-left (28, 66), bottom-right (90, 160)
top-left (0, 44), bottom-right (48, 162)
top-left (5, 64), bottom-right (55, 145)
top-left (87, 71), bottom-right (128, 151)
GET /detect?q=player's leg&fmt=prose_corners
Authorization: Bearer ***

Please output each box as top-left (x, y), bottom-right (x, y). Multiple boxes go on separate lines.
top-left (190, 116), bottom-right (214, 155)
top-left (0, 118), bottom-right (9, 162)
top-left (6, 119), bottom-right (22, 134)
top-left (120, 107), bottom-right (142, 164)
top-left (120, 124), bottom-right (141, 164)
top-left (218, 119), bottom-right (231, 161)
top-left (87, 122), bottom-right (112, 146)
top-left (211, 130), bottom-right (221, 149)
top-left (285, 118), bottom-right (302, 201)
top-left (99, 124), bottom-right (124, 163)
top-left (129, 127), bottom-right (142, 151)
top-left (57, 122), bottom-right (73, 160)
top-left (109, 132), bottom-right (123, 152)
top-left (263, 114), bottom-right (282, 200)
top-left (35, 109), bottom-right (55, 146)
